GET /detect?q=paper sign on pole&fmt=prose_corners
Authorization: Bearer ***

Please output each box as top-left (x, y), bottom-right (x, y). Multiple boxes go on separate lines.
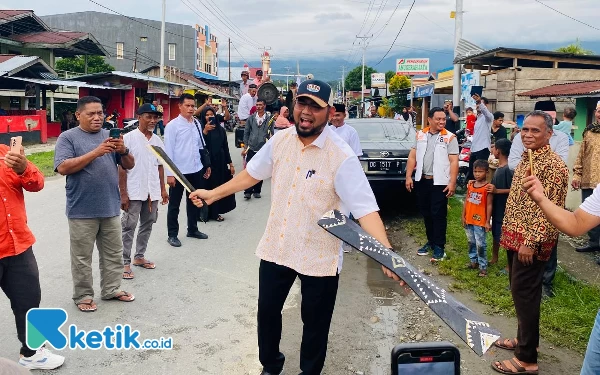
top-left (370, 73), bottom-right (386, 88)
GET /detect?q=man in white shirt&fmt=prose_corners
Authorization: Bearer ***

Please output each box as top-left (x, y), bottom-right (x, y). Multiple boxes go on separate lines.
top-left (329, 103), bottom-right (362, 156)
top-left (164, 94), bottom-right (211, 247)
top-left (120, 104), bottom-right (169, 279)
top-left (188, 80), bottom-right (400, 375)
top-left (238, 84), bottom-right (258, 125)
top-left (468, 94), bottom-right (493, 180)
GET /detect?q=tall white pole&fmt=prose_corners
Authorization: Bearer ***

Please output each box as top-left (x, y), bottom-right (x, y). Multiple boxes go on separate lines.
top-left (341, 65), bottom-right (346, 104)
top-left (452, 0), bottom-right (463, 113)
top-left (159, 0), bottom-right (166, 78)
top-left (357, 35), bottom-right (372, 118)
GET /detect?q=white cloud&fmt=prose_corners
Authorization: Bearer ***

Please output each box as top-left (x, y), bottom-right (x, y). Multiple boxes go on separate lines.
top-left (1, 0), bottom-right (598, 65)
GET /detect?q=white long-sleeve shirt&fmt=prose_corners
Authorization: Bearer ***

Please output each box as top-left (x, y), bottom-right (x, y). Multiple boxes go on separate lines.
top-left (508, 131), bottom-right (570, 171)
top-left (238, 93), bottom-right (257, 121)
top-left (471, 102), bottom-right (494, 153)
top-left (163, 115), bottom-right (204, 176)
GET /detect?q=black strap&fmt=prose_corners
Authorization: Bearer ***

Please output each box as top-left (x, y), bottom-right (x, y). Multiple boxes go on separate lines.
top-left (192, 118), bottom-right (207, 148)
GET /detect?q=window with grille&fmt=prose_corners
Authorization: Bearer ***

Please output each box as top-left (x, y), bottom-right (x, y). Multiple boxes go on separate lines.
top-left (116, 42), bottom-right (124, 60)
top-left (169, 44), bottom-right (176, 61)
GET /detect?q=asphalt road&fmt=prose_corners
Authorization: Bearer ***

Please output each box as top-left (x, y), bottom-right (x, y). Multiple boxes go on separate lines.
top-left (0, 133), bottom-right (405, 374)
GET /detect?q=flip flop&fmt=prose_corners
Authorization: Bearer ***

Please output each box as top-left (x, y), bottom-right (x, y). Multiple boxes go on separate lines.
top-left (76, 301), bottom-right (97, 313)
top-left (133, 260), bottom-right (155, 269)
top-left (110, 291), bottom-right (135, 302)
top-left (494, 338), bottom-right (518, 350)
top-left (123, 270), bottom-right (134, 279)
top-left (491, 358), bottom-right (538, 374)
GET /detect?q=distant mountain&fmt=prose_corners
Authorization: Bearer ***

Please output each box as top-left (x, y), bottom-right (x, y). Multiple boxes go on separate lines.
top-left (219, 40), bottom-right (600, 84)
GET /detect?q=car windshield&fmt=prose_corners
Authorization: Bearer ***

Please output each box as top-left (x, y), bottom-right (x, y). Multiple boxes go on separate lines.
top-left (348, 120), bottom-right (415, 142)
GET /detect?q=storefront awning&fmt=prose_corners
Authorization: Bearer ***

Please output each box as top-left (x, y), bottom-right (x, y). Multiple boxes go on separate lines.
top-left (2, 76), bottom-right (131, 90)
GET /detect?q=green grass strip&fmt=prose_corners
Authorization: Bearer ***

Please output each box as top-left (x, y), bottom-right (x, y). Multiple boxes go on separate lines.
top-left (27, 151), bottom-right (56, 177)
top-left (402, 198), bottom-right (600, 353)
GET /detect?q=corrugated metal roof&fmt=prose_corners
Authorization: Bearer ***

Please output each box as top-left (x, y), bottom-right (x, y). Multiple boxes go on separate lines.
top-left (0, 55), bottom-right (40, 76)
top-left (518, 80), bottom-right (600, 98)
top-left (110, 71), bottom-right (173, 84)
top-left (0, 10), bottom-right (31, 21)
top-left (10, 31), bottom-right (87, 44)
top-left (2, 76), bottom-right (131, 90)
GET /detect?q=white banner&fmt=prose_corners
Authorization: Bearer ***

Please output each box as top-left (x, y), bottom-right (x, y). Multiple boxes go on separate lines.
top-left (371, 73), bottom-right (386, 88)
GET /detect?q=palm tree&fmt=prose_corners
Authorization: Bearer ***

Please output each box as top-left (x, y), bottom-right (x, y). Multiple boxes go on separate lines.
top-left (555, 38), bottom-right (594, 56)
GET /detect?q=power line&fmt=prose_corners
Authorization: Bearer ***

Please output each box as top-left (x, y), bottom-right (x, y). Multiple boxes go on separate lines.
top-left (365, 0), bottom-right (389, 36)
top-left (533, 0), bottom-right (600, 32)
top-left (371, 0), bottom-right (402, 41)
top-left (373, 0), bottom-right (416, 67)
top-left (199, 0), bottom-right (262, 48)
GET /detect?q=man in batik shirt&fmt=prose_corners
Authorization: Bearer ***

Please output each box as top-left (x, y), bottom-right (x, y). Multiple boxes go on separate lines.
top-left (492, 111), bottom-right (569, 375)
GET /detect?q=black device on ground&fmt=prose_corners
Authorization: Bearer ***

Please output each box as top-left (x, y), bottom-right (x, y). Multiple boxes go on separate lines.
top-left (392, 342), bottom-right (460, 375)
top-left (109, 128), bottom-right (121, 139)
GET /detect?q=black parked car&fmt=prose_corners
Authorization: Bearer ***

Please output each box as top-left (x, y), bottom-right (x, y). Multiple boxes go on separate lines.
top-left (347, 118), bottom-right (416, 185)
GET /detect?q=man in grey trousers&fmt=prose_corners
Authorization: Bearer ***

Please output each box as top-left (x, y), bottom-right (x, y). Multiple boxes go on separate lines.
top-left (54, 96), bottom-right (136, 312)
top-left (119, 103), bottom-right (169, 279)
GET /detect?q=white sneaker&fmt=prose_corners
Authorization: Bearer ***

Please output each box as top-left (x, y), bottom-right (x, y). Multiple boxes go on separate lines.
top-left (18, 347), bottom-right (65, 370)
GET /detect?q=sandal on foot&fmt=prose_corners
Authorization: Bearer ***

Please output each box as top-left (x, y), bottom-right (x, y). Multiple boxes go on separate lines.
top-left (491, 358), bottom-right (538, 374)
top-left (494, 338), bottom-right (518, 350)
top-left (123, 270), bottom-right (134, 279)
top-left (478, 270), bottom-right (488, 277)
top-left (133, 260), bottom-right (155, 269)
top-left (216, 216), bottom-right (225, 222)
top-left (110, 291), bottom-right (135, 302)
top-left (76, 300), bottom-right (97, 313)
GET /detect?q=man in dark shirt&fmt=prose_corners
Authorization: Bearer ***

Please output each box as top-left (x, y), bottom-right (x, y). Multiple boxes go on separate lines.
top-left (491, 112), bottom-right (508, 144)
top-left (488, 138), bottom-right (512, 265)
top-left (444, 100), bottom-right (459, 133)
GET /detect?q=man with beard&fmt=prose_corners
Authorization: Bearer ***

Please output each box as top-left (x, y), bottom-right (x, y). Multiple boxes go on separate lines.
top-left (329, 103), bottom-right (362, 156)
top-left (188, 80), bottom-right (400, 375)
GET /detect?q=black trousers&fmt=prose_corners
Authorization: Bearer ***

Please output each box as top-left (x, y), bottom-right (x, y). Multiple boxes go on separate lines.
top-left (0, 248), bottom-right (41, 357)
top-left (468, 148), bottom-right (491, 181)
top-left (542, 244), bottom-right (558, 291)
top-left (244, 150), bottom-right (263, 194)
top-left (416, 179), bottom-right (448, 249)
top-left (507, 250), bottom-right (546, 363)
top-left (167, 169), bottom-right (207, 237)
top-left (258, 260), bottom-right (339, 375)
top-left (583, 189), bottom-right (600, 245)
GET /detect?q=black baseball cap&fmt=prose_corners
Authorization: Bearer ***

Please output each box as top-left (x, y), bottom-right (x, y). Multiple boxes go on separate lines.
top-left (137, 103), bottom-right (162, 116)
top-left (256, 69), bottom-right (263, 76)
top-left (249, 83), bottom-right (258, 89)
top-left (297, 79), bottom-right (334, 108)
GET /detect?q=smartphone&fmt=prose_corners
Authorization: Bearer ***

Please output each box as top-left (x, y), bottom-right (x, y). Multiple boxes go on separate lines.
top-left (109, 128), bottom-right (121, 139)
top-left (392, 342), bottom-right (460, 375)
top-left (209, 116), bottom-right (216, 126)
top-left (212, 98), bottom-right (221, 105)
top-left (10, 136), bottom-right (22, 153)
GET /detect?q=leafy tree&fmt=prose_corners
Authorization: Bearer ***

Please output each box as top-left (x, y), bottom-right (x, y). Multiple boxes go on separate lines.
top-left (385, 70), bottom-right (396, 83)
top-left (345, 65), bottom-right (377, 91)
top-left (555, 38), bottom-right (594, 56)
top-left (55, 56), bottom-right (115, 74)
top-left (388, 74), bottom-right (411, 94)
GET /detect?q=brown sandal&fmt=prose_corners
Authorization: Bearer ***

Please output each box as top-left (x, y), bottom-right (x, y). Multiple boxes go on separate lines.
top-left (494, 338), bottom-right (518, 350)
top-left (110, 291), bottom-right (135, 302)
top-left (491, 358), bottom-right (538, 374)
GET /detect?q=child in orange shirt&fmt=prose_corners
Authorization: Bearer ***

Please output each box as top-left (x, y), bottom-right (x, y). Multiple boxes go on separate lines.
top-left (462, 159), bottom-right (493, 276)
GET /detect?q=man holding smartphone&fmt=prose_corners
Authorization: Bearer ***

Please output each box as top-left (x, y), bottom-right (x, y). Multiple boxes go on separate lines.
top-left (1, 140), bottom-right (65, 369)
top-left (54, 96), bottom-right (136, 312)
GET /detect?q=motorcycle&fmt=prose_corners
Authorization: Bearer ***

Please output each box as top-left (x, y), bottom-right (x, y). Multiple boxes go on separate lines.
top-left (225, 104), bottom-right (237, 132)
top-left (121, 118), bottom-right (139, 134)
top-left (102, 109), bottom-right (120, 130)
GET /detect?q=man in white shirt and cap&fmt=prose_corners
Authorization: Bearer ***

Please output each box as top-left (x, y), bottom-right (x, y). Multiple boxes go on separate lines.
top-left (329, 103), bottom-right (362, 156)
top-left (120, 103), bottom-right (169, 279)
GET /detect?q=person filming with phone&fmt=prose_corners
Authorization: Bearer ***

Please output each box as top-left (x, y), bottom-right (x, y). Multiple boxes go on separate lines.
top-left (54, 96), bottom-right (136, 313)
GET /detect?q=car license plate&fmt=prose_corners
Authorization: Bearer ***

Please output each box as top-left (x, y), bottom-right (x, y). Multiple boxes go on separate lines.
top-left (367, 160), bottom-right (402, 172)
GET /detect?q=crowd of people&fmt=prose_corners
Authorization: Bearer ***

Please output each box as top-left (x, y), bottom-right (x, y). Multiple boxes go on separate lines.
top-left (2, 76), bottom-right (600, 374)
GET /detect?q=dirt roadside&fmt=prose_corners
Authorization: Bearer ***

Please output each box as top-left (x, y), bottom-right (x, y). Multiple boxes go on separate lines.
top-left (383, 217), bottom-right (585, 375)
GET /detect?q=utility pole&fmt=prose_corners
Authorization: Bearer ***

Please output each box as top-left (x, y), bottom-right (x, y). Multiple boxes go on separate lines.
top-left (284, 66), bottom-right (291, 91)
top-left (228, 38), bottom-right (231, 95)
top-left (341, 65), bottom-right (346, 104)
top-left (452, 0), bottom-right (463, 115)
top-left (159, 0), bottom-right (166, 78)
top-left (356, 35), bottom-right (372, 118)
top-left (133, 47), bottom-right (138, 72)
